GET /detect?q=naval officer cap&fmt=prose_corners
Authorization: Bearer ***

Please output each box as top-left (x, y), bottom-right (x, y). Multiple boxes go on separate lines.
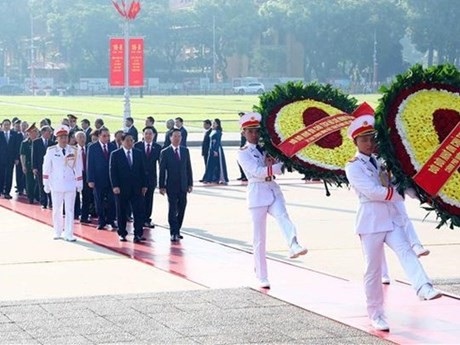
top-left (239, 112), bottom-right (262, 129)
top-left (26, 122), bottom-right (37, 133)
top-left (347, 102), bottom-right (376, 140)
top-left (54, 125), bottom-right (70, 137)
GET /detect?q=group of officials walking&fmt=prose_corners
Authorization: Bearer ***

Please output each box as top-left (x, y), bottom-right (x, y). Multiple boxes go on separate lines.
top-left (1, 114), bottom-right (193, 244)
top-left (1, 108), bottom-right (443, 333)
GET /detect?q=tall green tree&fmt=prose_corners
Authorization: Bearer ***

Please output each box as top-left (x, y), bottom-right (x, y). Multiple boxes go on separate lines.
top-left (191, 0), bottom-right (262, 81)
top-left (405, 0), bottom-right (460, 66)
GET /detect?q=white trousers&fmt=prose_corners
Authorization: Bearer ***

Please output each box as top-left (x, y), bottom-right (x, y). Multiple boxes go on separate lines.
top-left (51, 190), bottom-right (76, 239)
top-left (249, 196), bottom-right (297, 280)
top-left (360, 226), bottom-right (431, 320)
top-left (381, 220), bottom-right (422, 278)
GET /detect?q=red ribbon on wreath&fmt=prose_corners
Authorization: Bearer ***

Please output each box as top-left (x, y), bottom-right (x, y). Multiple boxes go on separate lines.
top-left (413, 122), bottom-right (460, 195)
top-left (275, 113), bottom-right (354, 158)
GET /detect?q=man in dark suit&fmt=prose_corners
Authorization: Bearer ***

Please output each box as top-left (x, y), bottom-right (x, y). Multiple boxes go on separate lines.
top-left (74, 131), bottom-right (92, 223)
top-left (145, 116), bottom-right (158, 143)
top-left (0, 119), bottom-right (21, 199)
top-left (111, 130), bottom-right (123, 149)
top-left (13, 119), bottom-right (26, 195)
top-left (174, 117), bottom-right (188, 147)
top-left (201, 119), bottom-right (212, 166)
top-left (159, 128), bottom-right (193, 242)
top-left (32, 125), bottom-right (54, 207)
top-left (125, 117), bottom-right (138, 142)
top-left (80, 119), bottom-right (92, 145)
top-left (134, 126), bottom-right (161, 229)
top-left (162, 119), bottom-right (175, 149)
top-left (110, 133), bottom-right (147, 242)
top-left (67, 114), bottom-right (81, 137)
top-left (87, 128), bottom-right (117, 230)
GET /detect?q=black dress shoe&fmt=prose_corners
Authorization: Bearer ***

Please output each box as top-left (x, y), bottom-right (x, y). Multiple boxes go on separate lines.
top-left (170, 234), bottom-right (179, 242)
top-left (179, 235), bottom-right (184, 239)
top-left (140, 236), bottom-right (147, 241)
top-left (241, 178), bottom-right (248, 182)
top-left (41, 205), bottom-right (47, 209)
top-left (119, 236), bottom-right (127, 242)
top-left (133, 236), bottom-right (143, 243)
top-left (4, 194), bottom-right (12, 199)
top-left (96, 224), bottom-right (105, 230)
top-left (143, 222), bottom-right (155, 228)
top-left (236, 177), bottom-right (243, 181)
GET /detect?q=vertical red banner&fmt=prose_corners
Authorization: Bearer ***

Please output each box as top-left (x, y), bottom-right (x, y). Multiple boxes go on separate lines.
top-left (129, 38), bottom-right (144, 87)
top-left (109, 38), bottom-right (125, 87)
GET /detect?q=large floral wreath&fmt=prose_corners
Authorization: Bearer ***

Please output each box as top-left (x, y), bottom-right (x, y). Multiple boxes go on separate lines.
top-left (375, 64), bottom-right (460, 228)
top-left (256, 82), bottom-right (357, 186)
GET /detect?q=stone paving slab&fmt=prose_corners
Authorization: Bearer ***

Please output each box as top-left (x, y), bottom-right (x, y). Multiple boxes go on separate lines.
top-left (0, 206), bottom-right (203, 302)
top-left (0, 288), bottom-right (392, 345)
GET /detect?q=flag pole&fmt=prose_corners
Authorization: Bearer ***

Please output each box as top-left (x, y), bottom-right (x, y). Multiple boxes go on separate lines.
top-left (112, 0), bottom-right (141, 130)
top-left (123, 18), bottom-right (130, 129)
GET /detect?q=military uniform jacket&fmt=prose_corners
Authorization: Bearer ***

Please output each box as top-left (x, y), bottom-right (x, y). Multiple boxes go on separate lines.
top-left (345, 152), bottom-right (405, 235)
top-left (43, 145), bottom-right (83, 192)
top-left (20, 139), bottom-right (33, 169)
top-left (237, 143), bottom-right (284, 209)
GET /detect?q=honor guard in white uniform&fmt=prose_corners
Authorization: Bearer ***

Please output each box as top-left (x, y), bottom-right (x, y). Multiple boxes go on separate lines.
top-left (345, 103), bottom-right (441, 332)
top-left (381, 200), bottom-right (431, 284)
top-left (43, 125), bottom-right (83, 241)
top-left (237, 112), bottom-right (308, 289)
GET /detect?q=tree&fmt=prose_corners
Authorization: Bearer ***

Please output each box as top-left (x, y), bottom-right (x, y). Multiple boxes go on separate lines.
top-left (0, 0), bottom-right (33, 81)
top-left (406, 0), bottom-right (460, 66)
top-left (192, 0), bottom-right (262, 81)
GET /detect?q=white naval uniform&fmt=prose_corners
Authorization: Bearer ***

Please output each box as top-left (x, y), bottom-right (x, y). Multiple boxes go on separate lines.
top-left (237, 142), bottom-right (297, 281)
top-left (43, 145), bottom-right (83, 240)
top-left (345, 152), bottom-right (432, 320)
top-left (381, 201), bottom-right (425, 278)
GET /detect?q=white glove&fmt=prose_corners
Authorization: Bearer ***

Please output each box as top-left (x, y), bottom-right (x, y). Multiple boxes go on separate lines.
top-left (44, 185), bottom-right (51, 194)
top-left (77, 188), bottom-right (82, 193)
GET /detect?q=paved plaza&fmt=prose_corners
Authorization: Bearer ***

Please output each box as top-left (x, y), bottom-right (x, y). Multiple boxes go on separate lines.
top-left (0, 145), bottom-right (458, 344)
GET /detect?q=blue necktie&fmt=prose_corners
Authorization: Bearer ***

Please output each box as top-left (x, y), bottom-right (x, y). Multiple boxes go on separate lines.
top-left (62, 148), bottom-right (66, 156)
top-left (256, 145), bottom-right (264, 154)
top-left (369, 156), bottom-right (378, 169)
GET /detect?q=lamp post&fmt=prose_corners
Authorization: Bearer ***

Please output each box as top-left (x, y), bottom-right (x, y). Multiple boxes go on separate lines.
top-left (372, 31), bottom-right (378, 91)
top-left (30, 14), bottom-right (35, 96)
top-left (112, 0), bottom-right (141, 128)
top-left (123, 19), bottom-right (130, 124)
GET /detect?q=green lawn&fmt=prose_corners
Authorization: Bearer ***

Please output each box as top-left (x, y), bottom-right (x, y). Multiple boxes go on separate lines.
top-left (0, 94), bottom-right (381, 132)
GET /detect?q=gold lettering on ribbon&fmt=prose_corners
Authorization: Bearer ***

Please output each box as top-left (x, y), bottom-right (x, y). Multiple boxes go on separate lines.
top-left (413, 121), bottom-right (460, 195)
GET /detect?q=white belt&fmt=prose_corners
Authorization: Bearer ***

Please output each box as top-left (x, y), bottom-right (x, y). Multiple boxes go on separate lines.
top-left (248, 177), bottom-right (274, 183)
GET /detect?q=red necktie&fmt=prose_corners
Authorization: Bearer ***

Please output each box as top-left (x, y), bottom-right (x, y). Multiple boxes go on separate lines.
top-left (103, 144), bottom-right (108, 159)
top-left (146, 143), bottom-right (151, 158)
top-left (82, 147), bottom-right (86, 171)
top-left (174, 148), bottom-right (180, 161)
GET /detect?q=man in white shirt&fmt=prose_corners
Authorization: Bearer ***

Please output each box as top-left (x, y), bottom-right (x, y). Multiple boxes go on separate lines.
top-left (237, 112), bottom-right (307, 289)
top-left (43, 125), bottom-right (83, 241)
top-left (345, 102), bottom-right (441, 332)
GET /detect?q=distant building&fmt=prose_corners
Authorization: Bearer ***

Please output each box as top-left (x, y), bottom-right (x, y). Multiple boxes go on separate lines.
top-left (170, 0), bottom-right (194, 10)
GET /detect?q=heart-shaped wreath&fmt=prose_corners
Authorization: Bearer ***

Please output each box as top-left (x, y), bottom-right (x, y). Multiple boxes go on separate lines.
top-left (256, 82), bottom-right (357, 187)
top-left (375, 64), bottom-right (460, 228)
